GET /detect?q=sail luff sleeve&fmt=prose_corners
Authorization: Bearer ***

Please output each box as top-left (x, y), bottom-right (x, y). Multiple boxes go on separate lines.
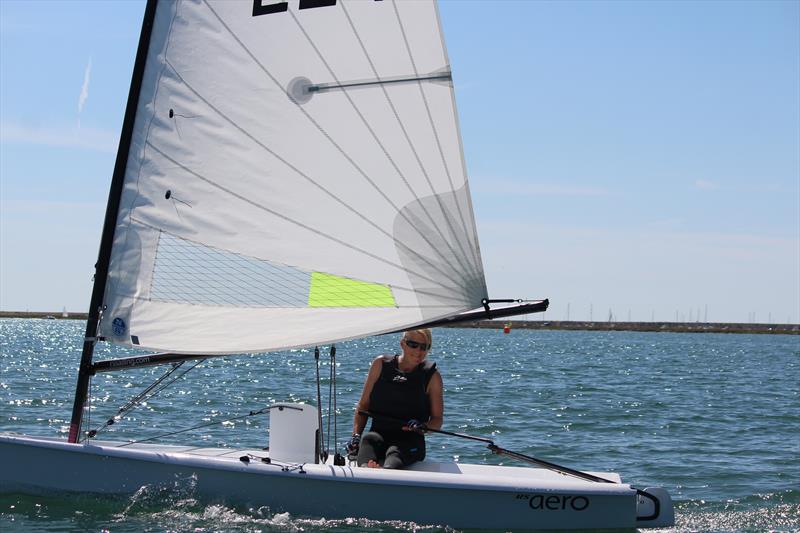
top-left (68, 0), bottom-right (160, 443)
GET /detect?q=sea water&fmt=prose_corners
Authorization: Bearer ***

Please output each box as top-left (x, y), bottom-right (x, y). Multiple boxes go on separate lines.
top-left (1, 318), bottom-right (798, 532)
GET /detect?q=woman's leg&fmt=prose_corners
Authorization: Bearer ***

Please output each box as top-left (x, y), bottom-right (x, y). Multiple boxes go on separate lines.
top-left (382, 435), bottom-right (426, 469)
top-left (356, 431), bottom-right (385, 467)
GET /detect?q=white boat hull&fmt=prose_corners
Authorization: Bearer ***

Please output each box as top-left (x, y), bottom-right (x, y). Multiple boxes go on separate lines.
top-left (0, 433), bottom-right (673, 530)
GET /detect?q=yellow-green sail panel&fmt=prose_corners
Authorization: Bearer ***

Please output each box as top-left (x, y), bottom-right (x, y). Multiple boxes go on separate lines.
top-left (308, 272), bottom-right (395, 308)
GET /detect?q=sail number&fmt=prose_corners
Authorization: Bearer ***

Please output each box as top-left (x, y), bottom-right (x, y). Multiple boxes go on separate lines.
top-left (253, 0), bottom-right (378, 16)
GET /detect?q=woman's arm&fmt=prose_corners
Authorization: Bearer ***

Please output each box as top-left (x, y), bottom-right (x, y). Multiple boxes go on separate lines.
top-left (426, 371), bottom-right (444, 431)
top-left (352, 357), bottom-right (383, 435)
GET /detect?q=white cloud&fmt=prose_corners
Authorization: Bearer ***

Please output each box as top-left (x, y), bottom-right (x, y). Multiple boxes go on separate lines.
top-left (0, 121), bottom-right (117, 152)
top-left (78, 58), bottom-right (92, 115)
top-left (472, 177), bottom-right (609, 197)
top-left (694, 179), bottom-right (719, 190)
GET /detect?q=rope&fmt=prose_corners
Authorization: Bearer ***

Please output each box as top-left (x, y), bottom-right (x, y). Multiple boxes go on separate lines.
top-left (117, 406), bottom-right (270, 447)
top-left (332, 345), bottom-right (338, 451)
top-left (314, 347), bottom-right (325, 462)
top-left (88, 360), bottom-right (201, 438)
top-left (326, 346), bottom-right (335, 455)
top-left (82, 376), bottom-right (93, 443)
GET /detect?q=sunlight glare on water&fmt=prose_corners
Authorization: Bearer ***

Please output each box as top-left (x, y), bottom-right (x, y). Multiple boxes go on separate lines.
top-left (1, 318), bottom-right (798, 531)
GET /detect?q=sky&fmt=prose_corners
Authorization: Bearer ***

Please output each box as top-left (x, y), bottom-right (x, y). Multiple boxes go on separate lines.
top-left (0, 0), bottom-right (798, 324)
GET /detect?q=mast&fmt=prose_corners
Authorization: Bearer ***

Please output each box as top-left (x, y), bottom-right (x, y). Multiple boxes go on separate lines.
top-left (67, 0), bottom-right (159, 444)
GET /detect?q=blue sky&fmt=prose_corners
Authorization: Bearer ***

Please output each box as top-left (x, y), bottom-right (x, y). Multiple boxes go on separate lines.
top-left (1, 0), bottom-right (798, 324)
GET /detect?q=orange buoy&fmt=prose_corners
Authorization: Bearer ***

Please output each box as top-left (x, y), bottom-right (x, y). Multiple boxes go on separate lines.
top-left (503, 323), bottom-right (511, 334)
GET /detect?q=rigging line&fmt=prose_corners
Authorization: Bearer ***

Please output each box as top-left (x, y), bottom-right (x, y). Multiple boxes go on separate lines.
top-left (389, 0), bottom-right (482, 273)
top-left (83, 376), bottom-right (93, 443)
top-left (117, 406), bottom-right (270, 448)
top-left (337, 1), bottom-right (480, 283)
top-left (289, 7), bottom-right (476, 284)
top-left (326, 348), bottom-right (332, 456)
top-left (107, 362), bottom-right (185, 420)
top-left (314, 346), bottom-right (326, 462)
top-left (197, 1), bottom-right (474, 293)
top-left (144, 141), bottom-right (469, 299)
top-left (90, 360), bottom-right (203, 438)
top-left (332, 346), bottom-right (338, 453)
top-left (89, 362), bottom-right (184, 437)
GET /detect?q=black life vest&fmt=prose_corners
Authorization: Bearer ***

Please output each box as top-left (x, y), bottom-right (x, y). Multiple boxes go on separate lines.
top-left (369, 354), bottom-right (437, 433)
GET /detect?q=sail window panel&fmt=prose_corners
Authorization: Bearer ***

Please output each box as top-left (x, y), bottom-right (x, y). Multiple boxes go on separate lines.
top-left (150, 232), bottom-right (311, 308)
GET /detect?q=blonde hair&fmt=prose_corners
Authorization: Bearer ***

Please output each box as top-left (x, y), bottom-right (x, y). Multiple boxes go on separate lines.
top-left (403, 328), bottom-right (432, 349)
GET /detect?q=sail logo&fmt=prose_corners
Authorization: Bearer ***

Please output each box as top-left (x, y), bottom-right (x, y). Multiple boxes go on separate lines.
top-left (516, 493), bottom-right (590, 512)
top-left (112, 317), bottom-right (127, 336)
top-left (253, 0), bottom-right (378, 17)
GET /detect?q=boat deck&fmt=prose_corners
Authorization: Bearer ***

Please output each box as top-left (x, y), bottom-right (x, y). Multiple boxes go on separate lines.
top-left (83, 437), bottom-right (622, 484)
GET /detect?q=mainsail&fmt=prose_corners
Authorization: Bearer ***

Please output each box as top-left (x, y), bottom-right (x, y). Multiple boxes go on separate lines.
top-left (96, 0), bottom-right (487, 354)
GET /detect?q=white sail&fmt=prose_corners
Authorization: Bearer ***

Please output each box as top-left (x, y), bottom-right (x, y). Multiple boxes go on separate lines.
top-left (98, 0), bottom-right (486, 353)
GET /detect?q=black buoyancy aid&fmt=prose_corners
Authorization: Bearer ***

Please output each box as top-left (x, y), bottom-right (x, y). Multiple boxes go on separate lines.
top-left (369, 354), bottom-right (437, 433)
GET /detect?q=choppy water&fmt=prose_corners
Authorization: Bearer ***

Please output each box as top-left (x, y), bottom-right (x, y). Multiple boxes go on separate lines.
top-left (1, 318), bottom-right (798, 532)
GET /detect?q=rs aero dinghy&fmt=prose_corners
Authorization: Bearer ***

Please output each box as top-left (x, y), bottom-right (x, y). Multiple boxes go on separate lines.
top-left (0, 0), bottom-right (674, 529)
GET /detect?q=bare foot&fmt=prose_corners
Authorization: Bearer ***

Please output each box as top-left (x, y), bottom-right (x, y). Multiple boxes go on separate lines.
top-left (367, 459), bottom-right (382, 468)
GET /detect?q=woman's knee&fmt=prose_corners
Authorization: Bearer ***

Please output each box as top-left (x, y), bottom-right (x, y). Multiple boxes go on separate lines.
top-left (356, 431), bottom-right (385, 466)
top-left (382, 450), bottom-right (405, 469)
top-left (360, 432), bottom-right (384, 447)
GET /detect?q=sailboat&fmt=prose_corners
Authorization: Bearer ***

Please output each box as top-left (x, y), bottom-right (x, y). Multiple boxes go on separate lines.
top-left (0, 0), bottom-right (674, 529)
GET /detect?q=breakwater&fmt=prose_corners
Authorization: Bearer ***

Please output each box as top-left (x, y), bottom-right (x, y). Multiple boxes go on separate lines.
top-left (451, 319), bottom-right (798, 335)
top-left (1, 311), bottom-right (796, 334)
top-left (0, 311), bottom-right (88, 320)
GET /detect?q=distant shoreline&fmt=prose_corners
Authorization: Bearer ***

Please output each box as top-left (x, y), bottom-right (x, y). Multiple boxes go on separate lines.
top-left (445, 319), bottom-right (799, 335)
top-left (1, 311), bottom-right (797, 335)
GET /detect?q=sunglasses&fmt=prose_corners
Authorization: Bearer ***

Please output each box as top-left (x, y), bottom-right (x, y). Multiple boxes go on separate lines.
top-left (404, 339), bottom-right (430, 351)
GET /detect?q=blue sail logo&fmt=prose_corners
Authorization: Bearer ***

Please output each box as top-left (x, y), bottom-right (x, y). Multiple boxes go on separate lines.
top-left (112, 317), bottom-right (127, 336)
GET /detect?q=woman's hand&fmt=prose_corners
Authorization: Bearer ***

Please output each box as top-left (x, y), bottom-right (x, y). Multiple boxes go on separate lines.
top-left (345, 433), bottom-right (361, 457)
top-left (403, 419), bottom-right (428, 434)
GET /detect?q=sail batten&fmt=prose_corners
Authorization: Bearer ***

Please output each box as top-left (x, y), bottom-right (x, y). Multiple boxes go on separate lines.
top-left (98, 0), bottom-right (487, 353)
